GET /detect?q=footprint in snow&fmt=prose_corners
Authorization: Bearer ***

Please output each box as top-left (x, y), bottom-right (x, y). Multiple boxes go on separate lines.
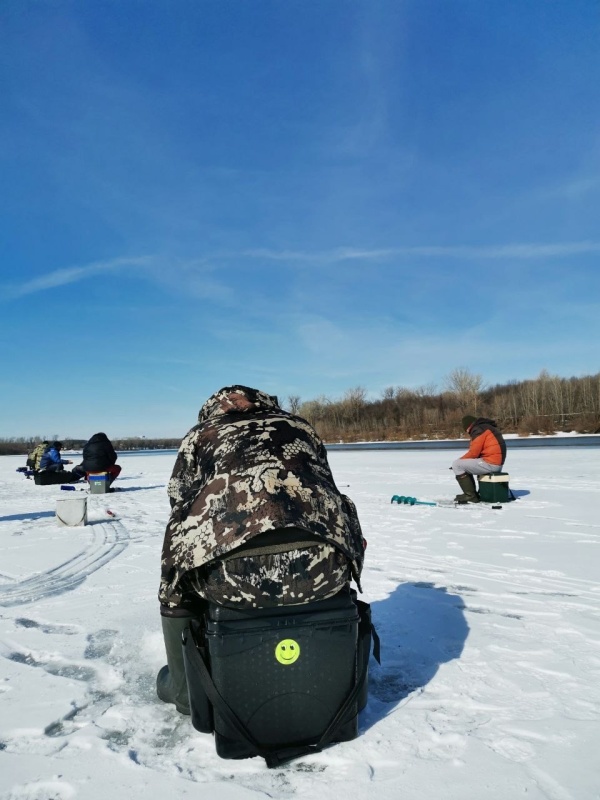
top-left (84, 629), bottom-right (118, 659)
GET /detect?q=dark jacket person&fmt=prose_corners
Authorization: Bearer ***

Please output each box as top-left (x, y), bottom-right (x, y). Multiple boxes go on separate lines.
top-left (78, 433), bottom-right (121, 485)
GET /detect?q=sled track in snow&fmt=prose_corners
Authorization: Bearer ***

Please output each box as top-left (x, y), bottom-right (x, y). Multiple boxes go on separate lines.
top-left (0, 519), bottom-right (130, 607)
top-left (386, 546), bottom-right (600, 606)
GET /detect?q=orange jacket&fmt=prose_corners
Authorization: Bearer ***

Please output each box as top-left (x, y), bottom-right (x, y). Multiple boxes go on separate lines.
top-left (460, 419), bottom-right (506, 466)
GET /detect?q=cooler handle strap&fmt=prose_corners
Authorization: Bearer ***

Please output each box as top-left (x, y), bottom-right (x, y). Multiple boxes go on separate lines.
top-left (187, 622), bottom-right (266, 753)
top-left (356, 598), bottom-right (381, 664)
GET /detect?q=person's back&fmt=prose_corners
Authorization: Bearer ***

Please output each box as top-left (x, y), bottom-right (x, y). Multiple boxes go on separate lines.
top-left (160, 385), bottom-right (365, 611)
top-left (27, 441), bottom-right (48, 471)
top-left (81, 433), bottom-right (117, 472)
top-left (461, 417), bottom-right (506, 465)
top-left (72, 433), bottom-right (121, 487)
top-left (157, 385), bottom-right (366, 715)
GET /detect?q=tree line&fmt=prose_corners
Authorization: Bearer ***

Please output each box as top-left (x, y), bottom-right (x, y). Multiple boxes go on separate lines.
top-left (1, 369), bottom-right (599, 456)
top-left (291, 368), bottom-right (600, 443)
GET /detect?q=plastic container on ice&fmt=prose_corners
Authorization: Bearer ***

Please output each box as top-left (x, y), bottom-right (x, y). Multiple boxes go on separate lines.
top-left (88, 472), bottom-right (109, 494)
top-left (56, 497), bottom-right (88, 526)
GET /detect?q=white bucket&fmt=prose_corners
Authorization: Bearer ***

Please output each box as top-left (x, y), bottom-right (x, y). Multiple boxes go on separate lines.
top-left (56, 497), bottom-right (88, 527)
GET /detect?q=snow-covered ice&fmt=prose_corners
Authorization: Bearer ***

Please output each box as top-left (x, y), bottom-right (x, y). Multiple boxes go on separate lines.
top-left (1, 447), bottom-right (599, 800)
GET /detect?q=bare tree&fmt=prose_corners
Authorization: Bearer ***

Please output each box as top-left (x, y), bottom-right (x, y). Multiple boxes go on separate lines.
top-left (444, 367), bottom-right (484, 408)
top-left (343, 387), bottom-right (368, 424)
top-left (287, 395), bottom-right (302, 414)
top-left (414, 382), bottom-right (437, 398)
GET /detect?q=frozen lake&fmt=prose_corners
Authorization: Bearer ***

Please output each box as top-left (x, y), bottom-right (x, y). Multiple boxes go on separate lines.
top-left (1, 448), bottom-right (599, 800)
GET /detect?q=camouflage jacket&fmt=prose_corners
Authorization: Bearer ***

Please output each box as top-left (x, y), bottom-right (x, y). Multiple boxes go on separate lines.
top-left (159, 386), bottom-right (365, 609)
top-left (30, 442), bottom-right (49, 471)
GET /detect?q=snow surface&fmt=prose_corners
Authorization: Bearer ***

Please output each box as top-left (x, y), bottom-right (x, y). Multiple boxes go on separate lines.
top-left (1, 448), bottom-right (599, 800)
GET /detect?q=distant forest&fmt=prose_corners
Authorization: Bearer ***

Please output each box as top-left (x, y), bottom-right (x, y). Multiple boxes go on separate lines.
top-left (1, 369), bottom-right (599, 456)
top-left (292, 368), bottom-right (600, 443)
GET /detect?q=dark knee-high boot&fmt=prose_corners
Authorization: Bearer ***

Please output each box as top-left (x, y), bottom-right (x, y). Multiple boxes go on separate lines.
top-left (156, 615), bottom-right (191, 714)
top-left (455, 473), bottom-right (480, 504)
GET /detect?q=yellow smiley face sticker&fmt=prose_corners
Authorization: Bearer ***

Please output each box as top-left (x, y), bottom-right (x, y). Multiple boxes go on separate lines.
top-left (275, 638), bottom-right (300, 665)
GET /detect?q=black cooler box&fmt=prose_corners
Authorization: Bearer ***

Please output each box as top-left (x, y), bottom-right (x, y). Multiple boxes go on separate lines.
top-left (183, 590), bottom-right (370, 763)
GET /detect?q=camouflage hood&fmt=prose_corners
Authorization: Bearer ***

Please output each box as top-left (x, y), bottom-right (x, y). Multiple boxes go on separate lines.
top-left (159, 386), bottom-right (365, 609)
top-left (197, 386), bottom-right (280, 424)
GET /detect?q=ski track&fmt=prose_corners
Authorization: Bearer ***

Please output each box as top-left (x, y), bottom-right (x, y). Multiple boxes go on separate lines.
top-left (0, 519), bottom-right (130, 607)
top-left (385, 553), bottom-right (600, 607)
top-left (366, 535), bottom-right (600, 604)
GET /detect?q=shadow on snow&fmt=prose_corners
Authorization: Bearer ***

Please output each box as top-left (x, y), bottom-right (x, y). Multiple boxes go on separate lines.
top-left (362, 581), bottom-right (469, 729)
top-left (0, 511), bottom-right (55, 523)
top-left (111, 484), bottom-right (165, 493)
top-left (511, 488), bottom-right (531, 498)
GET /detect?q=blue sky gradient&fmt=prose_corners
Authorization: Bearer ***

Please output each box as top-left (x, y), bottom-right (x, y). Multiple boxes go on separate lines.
top-left (1, 1), bottom-right (599, 438)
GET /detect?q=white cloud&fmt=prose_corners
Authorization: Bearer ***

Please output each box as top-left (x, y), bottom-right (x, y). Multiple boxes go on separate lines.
top-left (2, 256), bottom-right (155, 300)
top-left (2, 255), bottom-right (236, 304)
top-left (242, 242), bottom-right (600, 264)
top-left (285, 311), bottom-right (600, 398)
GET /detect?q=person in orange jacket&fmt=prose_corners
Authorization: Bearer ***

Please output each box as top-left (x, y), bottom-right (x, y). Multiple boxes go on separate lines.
top-left (451, 416), bottom-right (506, 503)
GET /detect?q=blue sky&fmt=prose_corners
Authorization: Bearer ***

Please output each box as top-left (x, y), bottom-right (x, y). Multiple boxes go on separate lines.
top-left (1, 0), bottom-right (599, 438)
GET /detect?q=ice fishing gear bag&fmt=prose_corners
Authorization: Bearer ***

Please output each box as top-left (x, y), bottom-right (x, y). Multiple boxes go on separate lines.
top-left (182, 589), bottom-right (379, 767)
top-left (34, 470), bottom-right (81, 486)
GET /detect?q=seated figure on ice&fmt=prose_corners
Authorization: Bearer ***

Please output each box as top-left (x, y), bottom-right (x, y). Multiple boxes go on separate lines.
top-left (72, 432), bottom-right (121, 486)
top-left (26, 440), bottom-right (49, 471)
top-left (156, 385), bottom-right (366, 714)
top-left (39, 441), bottom-right (73, 472)
top-left (451, 415), bottom-right (506, 504)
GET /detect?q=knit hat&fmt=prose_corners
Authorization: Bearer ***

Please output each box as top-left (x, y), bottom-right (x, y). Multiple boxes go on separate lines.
top-left (461, 415), bottom-right (477, 431)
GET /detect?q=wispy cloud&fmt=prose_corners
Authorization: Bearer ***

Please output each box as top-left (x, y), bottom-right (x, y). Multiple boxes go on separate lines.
top-left (1, 255), bottom-right (236, 304)
top-left (2, 256), bottom-right (155, 300)
top-left (560, 177), bottom-right (600, 200)
top-left (287, 311), bottom-right (600, 398)
top-left (151, 260), bottom-right (236, 305)
top-left (243, 241), bottom-right (600, 263)
top-left (5, 240), bottom-right (598, 304)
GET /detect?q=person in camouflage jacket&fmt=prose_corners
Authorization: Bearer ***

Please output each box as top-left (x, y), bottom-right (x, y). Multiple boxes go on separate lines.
top-left (156, 385), bottom-right (366, 714)
top-left (26, 441), bottom-right (49, 471)
top-left (159, 385), bottom-right (365, 614)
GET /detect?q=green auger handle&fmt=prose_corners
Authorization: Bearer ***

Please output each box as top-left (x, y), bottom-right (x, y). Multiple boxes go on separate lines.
top-left (391, 495), bottom-right (416, 504)
top-left (391, 495), bottom-right (437, 507)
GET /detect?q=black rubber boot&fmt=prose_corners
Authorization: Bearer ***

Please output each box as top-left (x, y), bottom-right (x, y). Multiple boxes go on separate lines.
top-left (455, 473), bottom-right (480, 504)
top-left (156, 616), bottom-right (191, 714)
